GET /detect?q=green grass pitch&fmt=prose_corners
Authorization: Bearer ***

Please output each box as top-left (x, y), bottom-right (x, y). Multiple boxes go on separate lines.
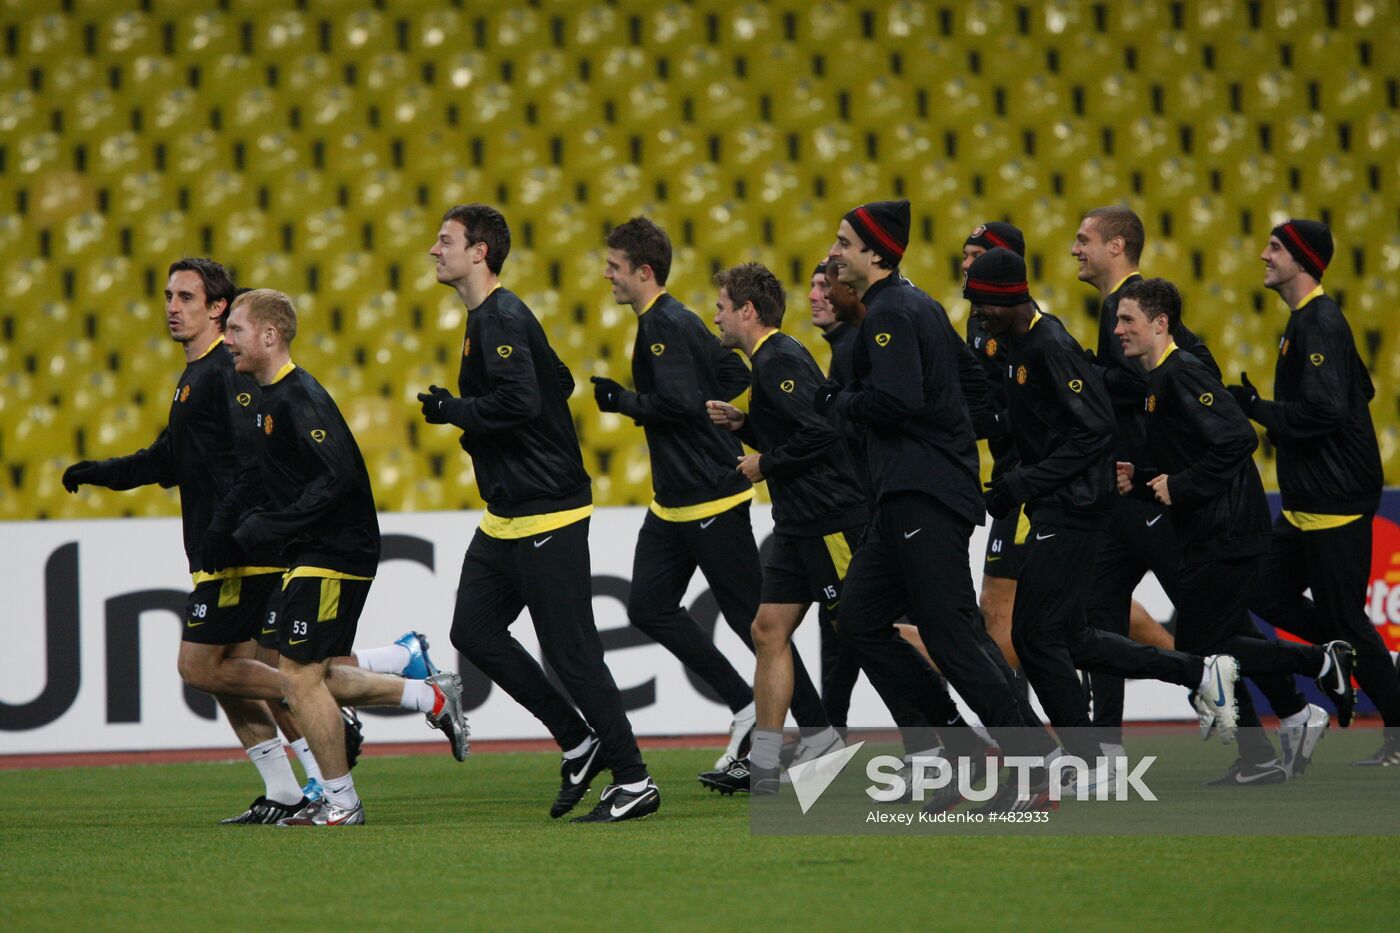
top-left (2, 741), bottom-right (1397, 931)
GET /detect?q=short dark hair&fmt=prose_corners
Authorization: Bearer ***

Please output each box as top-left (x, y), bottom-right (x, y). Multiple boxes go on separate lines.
top-left (1083, 205), bottom-right (1145, 266)
top-left (231, 288), bottom-right (298, 345)
top-left (605, 216), bottom-right (672, 286)
top-left (168, 257), bottom-right (237, 324)
top-left (714, 262), bottom-right (785, 328)
top-left (812, 260), bottom-right (828, 278)
top-left (1119, 276), bottom-right (1181, 332)
top-left (443, 203), bottom-right (511, 274)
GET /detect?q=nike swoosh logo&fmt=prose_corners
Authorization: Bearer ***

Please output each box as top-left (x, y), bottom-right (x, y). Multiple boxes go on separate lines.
top-left (1214, 668), bottom-right (1226, 707)
top-left (186, 620), bottom-right (205, 628)
top-left (825, 602), bottom-right (839, 610)
top-left (903, 528), bottom-right (921, 539)
top-left (260, 628), bottom-right (276, 635)
top-left (986, 556), bottom-right (1002, 562)
top-left (568, 744), bottom-right (600, 785)
top-left (289, 638), bottom-right (308, 645)
top-left (699, 518), bottom-right (717, 529)
top-left (609, 789), bottom-right (656, 817)
top-left (1035, 532), bottom-right (1055, 541)
top-left (1234, 768), bottom-right (1278, 784)
top-left (1145, 515), bottom-right (1162, 527)
top-left (533, 536), bottom-right (552, 548)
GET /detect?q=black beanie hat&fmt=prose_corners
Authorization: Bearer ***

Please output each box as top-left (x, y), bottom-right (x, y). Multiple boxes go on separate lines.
top-left (964, 221), bottom-right (1026, 257)
top-left (1272, 219), bottom-right (1333, 280)
top-left (963, 248), bottom-right (1032, 306)
top-left (843, 199), bottom-right (910, 267)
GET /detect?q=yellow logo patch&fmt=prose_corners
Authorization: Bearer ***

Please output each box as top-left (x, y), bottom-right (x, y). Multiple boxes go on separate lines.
top-left (780, 379), bottom-right (795, 393)
top-left (1199, 392), bottom-right (1214, 406)
top-left (236, 392), bottom-right (252, 407)
top-left (496, 345), bottom-right (513, 359)
top-left (650, 343), bottom-right (666, 356)
top-left (1146, 394), bottom-right (1157, 413)
top-left (179, 384), bottom-right (191, 402)
top-left (874, 333), bottom-right (891, 347)
top-left (1015, 365), bottom-right (1027, 385)
top-left (985, 338), bottom-right (998, 357)
top-left (462, 337), bottom-right (471, 358)
top-left (1309, 352), bottom-right (1325, 366)
top-left (310, 429), bottom-right (326, 443)
top-left (263, 414), bottom-right (274, 436)
top-left (1068, 379), bottom-right (1083, 394)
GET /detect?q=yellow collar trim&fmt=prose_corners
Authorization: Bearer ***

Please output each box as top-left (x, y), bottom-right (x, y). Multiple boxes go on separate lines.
top-left (195, 335), bottom-right (225, 360)
top-left (638, 290), bottom-right (667, 315)
top-left (1155, 342), bottom-right (1179, 368)
top-left (1109, 271), bottom-right (1142, 295)
top-left (269, 360), bottom-right (297, 384)
top-left (750, 328), bottom-right (780, 357)
top-left (1295, 285), bottom-right (1325, 311)
top-left (1027, 310), bottom-right (1043, 331)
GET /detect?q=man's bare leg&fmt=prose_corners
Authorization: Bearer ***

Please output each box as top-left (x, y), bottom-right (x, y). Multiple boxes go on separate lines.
top-left (1129, 600), bottom-right (1175, 650)
top-left (980, 576), bottom-right (1019, 668)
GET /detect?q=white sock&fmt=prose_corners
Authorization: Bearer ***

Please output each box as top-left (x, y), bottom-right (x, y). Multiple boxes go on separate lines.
top-left (400, 679), bottom-right (438, 714)
top-left (562, 735), bottom-right (596, 760)
top-left (750, 730), bottom-right (783, 770)
top-left (1318, 653), bottom-right (1333, 678)
top-left (732, 700), bottom-right (756, 720)
top-left (323, 772), bottom-right (360, 810)
top-left (289, 738), bottom-right (323, 783)
top-left (618, 778), bottom-right (651, 793)
top-left (247, 738), bottom-right (303, 806)
top-left (355, 643), bottom-right (412, 675)
top-left (1280, 707), bottom-right (1310, 729)
top-left (799, 726), bottom-right (840, 750)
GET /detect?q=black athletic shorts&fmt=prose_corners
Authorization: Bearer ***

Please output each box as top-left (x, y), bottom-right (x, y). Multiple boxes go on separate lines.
top-left (182, 572), bottom-right (282, 646)
top-left (983, 504), bottom-right (1029, 580)
top-left (273, 573), bottom-right (373, 664)
top-left (760, 526), bottom-right (860, 609)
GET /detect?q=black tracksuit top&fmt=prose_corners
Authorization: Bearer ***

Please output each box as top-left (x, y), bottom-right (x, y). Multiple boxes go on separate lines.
top-left (830, 274), bottom-right (984, 526)
top-left (1251, 292), bottom-right (1382, 515)
top-left (85, 339), bottom-right (276, 574)
top-left (967, 313), bottom-right (1019, 480)
top-left (1095, 272), bottom-right (1220, 462)
top-left (455, 286), bottom-right (592, 516)
top-left (1137, 347), bottom-right (1271, 562)
top-left (234, 365), bottom-right (381, 577)
top-left (1002, 312), bottom-right (1116, 527)
top-left (619, 292), bottom-right (752, 509)
top-left (735, 330), bottom-right (867, 536)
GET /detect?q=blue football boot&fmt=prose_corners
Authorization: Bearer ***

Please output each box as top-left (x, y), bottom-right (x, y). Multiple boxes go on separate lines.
top-left (395, 631), bottom-right (439, 680)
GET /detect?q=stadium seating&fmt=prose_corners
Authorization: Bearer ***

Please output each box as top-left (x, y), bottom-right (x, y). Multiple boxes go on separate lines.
top-left (1, 0), bottom-right (1395, 519)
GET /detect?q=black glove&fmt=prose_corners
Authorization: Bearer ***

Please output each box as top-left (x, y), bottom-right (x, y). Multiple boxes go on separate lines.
top-left (813, 379), bottom-right (843, 416)
top-left (1226, 372), bottom-right (1259, 415)
top-left (62, 460), bottom-right (102, 493)
top-left (201, 519), bottom-right (239, 574)
top-left (983, 479), bottom-right (1015, 520)
top-left (590, 376), bottom-right (624, 413)
top-left (417, 385), bottom-right (467, 426)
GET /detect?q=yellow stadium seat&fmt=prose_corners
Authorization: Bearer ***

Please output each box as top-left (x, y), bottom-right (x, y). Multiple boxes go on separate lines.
top-left (349, 169), bottom-right (408, 218)
top-left (171, 10), bottom-right (230, 61)
top-left (335, 9), bottom-right (394, 56)
top-left (742, 41), bottom-right (808, 93)
top-left (639, 2), bottom-right (695, 49)
top-left (18, 14), bottom-right (82, 61)
top-left (955, 0), bottom-right (1014, 39)
top-left (563, 4), bottom-right (625, 50)
top-left (878, 0), bottom-right (934, 50)
top-left (768, 77), bottom-right (836, 130)
top-left (488, 6), bottom-right (545, 51)
top-left (1005, 73), bottom-right (1070, 124)
top-left (1276, 113), bottom-right (1330, 162)
top-left (253, 10), bottom-right (315, 60)
top-left (1079, 71), bottom-right (1144, 123)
